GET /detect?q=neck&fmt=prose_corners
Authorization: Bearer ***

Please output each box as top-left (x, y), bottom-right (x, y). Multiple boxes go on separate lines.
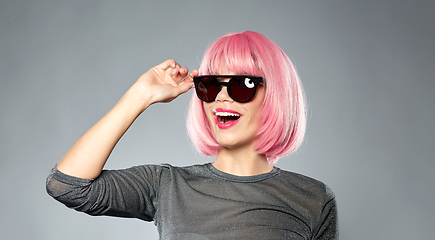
top-left (212, 146), bottom-right (273, 176)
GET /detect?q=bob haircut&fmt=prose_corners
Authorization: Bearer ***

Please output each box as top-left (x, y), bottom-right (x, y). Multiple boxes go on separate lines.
top-left (186, 31), bottom-right (306, 164)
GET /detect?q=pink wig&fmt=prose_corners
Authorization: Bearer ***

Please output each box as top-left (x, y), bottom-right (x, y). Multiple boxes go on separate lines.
top-left (186, 31), bottom-right (306, 164)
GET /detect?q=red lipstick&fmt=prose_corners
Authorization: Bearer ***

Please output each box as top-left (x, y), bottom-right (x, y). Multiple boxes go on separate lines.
top-left (213, 108), bottom-right (241, 129)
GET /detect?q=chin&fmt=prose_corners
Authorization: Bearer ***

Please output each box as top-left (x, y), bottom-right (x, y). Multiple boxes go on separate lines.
top-left (215, 135), bottom-right (256, 151)
top-left (215, 138), bottom-right (239, 149)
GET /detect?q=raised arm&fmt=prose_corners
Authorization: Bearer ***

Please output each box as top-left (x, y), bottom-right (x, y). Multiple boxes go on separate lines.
top-left (56, 60), bottom-right (198, 179)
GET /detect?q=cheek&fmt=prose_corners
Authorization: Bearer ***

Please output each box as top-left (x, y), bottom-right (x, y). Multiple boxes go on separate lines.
top-left (248, 90), bottom-right (265, 130)
top-left (203, 103), bottom-right (215, 125)
top-left (248, 110), bottom-right (262, 132)
top-left (251, 89), bottom-right (265, 119)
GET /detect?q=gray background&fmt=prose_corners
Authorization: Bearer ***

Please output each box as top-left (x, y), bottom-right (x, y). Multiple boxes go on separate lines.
top-left (1, 0), bottom-right (434, 239)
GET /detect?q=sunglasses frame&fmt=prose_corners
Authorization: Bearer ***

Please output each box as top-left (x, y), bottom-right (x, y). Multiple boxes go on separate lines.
top-left (193, 75), bottom-right (264, 103)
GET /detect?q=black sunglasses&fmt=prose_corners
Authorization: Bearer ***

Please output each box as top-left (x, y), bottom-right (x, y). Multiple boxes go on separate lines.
top-left (193, 75), bottom-right (264, 103)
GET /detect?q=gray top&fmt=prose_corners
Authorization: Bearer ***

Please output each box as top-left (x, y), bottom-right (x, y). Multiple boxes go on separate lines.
top-left (46, 163), bottom-right (338, 239)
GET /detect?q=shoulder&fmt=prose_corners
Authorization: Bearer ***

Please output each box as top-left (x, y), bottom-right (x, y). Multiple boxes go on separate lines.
top-left (277, 169), bottom-right (333, 193)
top-left (115, 163), bottom-right (209, 181)
top-left (273, 169), bottom-right (337, 231)
top-left (274, 168), bottom-right (336, 208)
top-left (159, 163), bottom-right (209, 174)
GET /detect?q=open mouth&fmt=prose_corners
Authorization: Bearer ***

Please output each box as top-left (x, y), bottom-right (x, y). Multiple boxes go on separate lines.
top-left (215, 111), bottom-right (241, 124)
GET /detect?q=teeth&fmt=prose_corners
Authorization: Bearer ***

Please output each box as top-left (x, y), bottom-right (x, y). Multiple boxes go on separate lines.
top-left (214, 112), bottom-right (240, 117)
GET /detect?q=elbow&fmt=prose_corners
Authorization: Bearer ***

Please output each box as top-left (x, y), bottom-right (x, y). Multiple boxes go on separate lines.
top-left (46, 169), bottom-right (60, 198)
top-left (45, 167), bottom-right (96, 213)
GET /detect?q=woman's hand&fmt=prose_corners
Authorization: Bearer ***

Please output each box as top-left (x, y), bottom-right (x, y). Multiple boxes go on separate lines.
top-left (132, 59), bottom-right (198, 107)
top-left (56, 59), bottom-right (198, 179)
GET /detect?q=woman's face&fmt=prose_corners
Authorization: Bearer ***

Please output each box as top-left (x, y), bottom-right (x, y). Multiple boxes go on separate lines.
top-left (203, 70), bottom-right (265, 151)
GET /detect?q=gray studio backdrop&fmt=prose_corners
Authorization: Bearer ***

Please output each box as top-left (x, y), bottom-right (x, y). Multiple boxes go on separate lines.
top-left (1, 1), bottom-right (434, 239)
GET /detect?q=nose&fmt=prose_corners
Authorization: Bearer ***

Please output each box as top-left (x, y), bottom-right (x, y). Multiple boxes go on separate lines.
top-left (216, 85), bottom-right (233, 102)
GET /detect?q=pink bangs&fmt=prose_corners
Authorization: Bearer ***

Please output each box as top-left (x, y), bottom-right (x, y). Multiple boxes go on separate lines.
top-left (199, 33), bottom-right (263, 76)
top-left (186, 31), bottom-right (306, 163)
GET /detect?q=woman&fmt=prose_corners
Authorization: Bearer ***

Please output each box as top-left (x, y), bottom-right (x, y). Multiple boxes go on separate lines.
top-left (46, 31), bottom-right (338, 239)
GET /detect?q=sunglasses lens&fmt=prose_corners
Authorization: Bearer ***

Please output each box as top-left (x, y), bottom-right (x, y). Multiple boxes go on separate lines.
top-left (229, 76), bottom-right (257, 102)
top-left (195, 75), bottom-right (261, 102)
top-left (197, 77), bottom-right (219, 102)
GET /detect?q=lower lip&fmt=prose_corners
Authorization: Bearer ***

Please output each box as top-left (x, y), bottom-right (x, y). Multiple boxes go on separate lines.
top-left (215, 117), bottom-right (240, 129)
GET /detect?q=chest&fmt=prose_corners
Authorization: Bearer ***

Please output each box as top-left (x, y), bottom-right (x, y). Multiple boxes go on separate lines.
top-left (154, 178), bottom-right (314, 239)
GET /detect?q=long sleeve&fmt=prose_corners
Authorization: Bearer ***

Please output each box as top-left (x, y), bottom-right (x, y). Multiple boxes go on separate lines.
top-left (46, 163), bottom-right (339, 239)
top-left (312, 185), bottom-right (339, 240)
top-left (46, 165), bottom-right (163, 221)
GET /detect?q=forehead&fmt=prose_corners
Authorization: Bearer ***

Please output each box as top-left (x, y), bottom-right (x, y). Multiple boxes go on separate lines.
top-left (217, 66), bottom-right (238, 75)
top-left (216, 58), bottom-right (234, 75)
top-left (207, 55), bottom-right (261, 76)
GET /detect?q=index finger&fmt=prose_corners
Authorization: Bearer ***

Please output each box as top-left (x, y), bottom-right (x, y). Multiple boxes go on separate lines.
top-left (155, 59), bottom-right (176, 71)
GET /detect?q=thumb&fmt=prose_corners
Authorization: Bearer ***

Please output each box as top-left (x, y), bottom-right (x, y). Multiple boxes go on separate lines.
top-left (176, 73), bottom-right (194, 94)
top-left (174, 70), bottom-right (197, 95)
